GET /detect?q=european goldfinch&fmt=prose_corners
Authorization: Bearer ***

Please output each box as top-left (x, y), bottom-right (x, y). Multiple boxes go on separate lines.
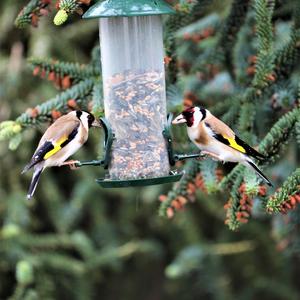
top-left (172, 107), bottom-right (272, 186)
top-left (22, 110), bottom-right (101, 199)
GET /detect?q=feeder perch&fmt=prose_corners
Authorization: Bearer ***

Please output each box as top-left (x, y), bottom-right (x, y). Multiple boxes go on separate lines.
top-left (81, 0), bottom-right (202, 187)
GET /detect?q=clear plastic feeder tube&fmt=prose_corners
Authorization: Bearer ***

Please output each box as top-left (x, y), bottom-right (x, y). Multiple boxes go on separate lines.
top-left (99, 15), bottom-right (170, 180)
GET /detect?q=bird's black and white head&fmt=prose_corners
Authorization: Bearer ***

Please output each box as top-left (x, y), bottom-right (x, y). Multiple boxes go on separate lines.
top-left (172, 107), bottom-right (207, 127)
top-left (74, 111), bottom-right (101, 129)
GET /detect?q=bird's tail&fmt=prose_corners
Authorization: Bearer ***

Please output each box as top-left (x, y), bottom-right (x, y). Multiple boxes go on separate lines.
top-left (245, 160), bottom-right (273, 187)
top-left (22, 163), bottom-right (32, 174)
top-left (27, 166), bottom-right (44, 200)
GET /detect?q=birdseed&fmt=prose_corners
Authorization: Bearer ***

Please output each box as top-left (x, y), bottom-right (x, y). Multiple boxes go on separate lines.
top-left (104, 70), bottom-right (170, 180)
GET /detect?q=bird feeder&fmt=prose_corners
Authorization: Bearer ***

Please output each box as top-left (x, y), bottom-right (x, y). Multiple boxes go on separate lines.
top-left (81, 0), bottom-right (201, 187)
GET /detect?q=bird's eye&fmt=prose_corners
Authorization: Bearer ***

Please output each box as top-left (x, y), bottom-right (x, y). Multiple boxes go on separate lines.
top-left (87, 114), bottom-right (95, 127)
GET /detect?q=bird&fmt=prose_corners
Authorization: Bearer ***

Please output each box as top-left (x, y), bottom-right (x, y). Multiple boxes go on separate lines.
top-left (22, 110), bottom-right (101, 199)
top-left (172, 106), bottom-right (273, 186)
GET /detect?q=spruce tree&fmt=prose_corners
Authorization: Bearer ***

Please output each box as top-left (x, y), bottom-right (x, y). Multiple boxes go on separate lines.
top-left (0, 0), bottom-right (299, 299)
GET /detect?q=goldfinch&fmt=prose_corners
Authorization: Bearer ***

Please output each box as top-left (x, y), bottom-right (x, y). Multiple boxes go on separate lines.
top-left (22, 110), bottom-right (101, 199)
top-left (172, 107), bottom-right (272, 186)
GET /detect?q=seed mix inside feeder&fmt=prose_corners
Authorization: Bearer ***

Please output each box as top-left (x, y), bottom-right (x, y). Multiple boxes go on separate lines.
top-left (105, 69), bottom-right (169, 180)
top-left (82, 0), bottom-right (185, 187)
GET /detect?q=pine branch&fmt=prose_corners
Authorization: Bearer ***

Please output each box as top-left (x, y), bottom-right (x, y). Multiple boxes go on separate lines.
top-left (237, 101), bottom-right (256, 137)
top-left (270, 85), bottom-right (298, 110)
top-left (218, 0), bottom-right (251, 75)
top-left (224, 179), bottom-right (267, 230)
top-left (217, 97), bottom-right (240, 125)
top-left (219, 164), bottom-right (244, 191)
top-left (90, 45), bottom-right (101, 67)
top-left (236, 0), bottom-right (276, 136)
top-left (223, 166), bottom-right (267, 231)
top-left (91, 83), bottom-right (103, 118)
top-left (294, 1), bottom-right (300, 28)
top-left (233, 0), bottom-right (276, 133)
top-left (193, 0), bottom-right (250, 76)
top-left (28, 253), bottom-right (86, 275)
top-left (224, 171), bottom-right (245, 230)
top-left (272, 1), bottom-right (300, 78)
top-left (15, 0), bottom-right (92, 28)
top-left (285, 205), bottom-right (300, 254)
top-left (9, 285), bottom-right (27, 300)
top-left (58, 0), bottom-right (79, 12)
top-left (16, 78), bottom-right (95, 127)
top-left (86, 240), bottom-right (161, 271)
top-left (29, 57), bottom-right (99, 88)
top-left (233, 13), bottom-right (256, 85)
top-left (200, 160), bottom-right (219, 194)
top-left (176, 13), bottom-right (220, 40)
top-left (159, 160), bottom-right (201, 218)
top-left (235, 2), bottom-right (299, 136)
top-left (53, 0), bottom-right (80, 26)
top-left (209, 98), bottom-right (233, 116)
top-left (258, 107), bottom-right (300, 161)
top-left (13, 233), bottom-right (94, 260)
top-left (244, 168), bottom-right (261, 195)
top-left (225, 0), bottom-right (278, 140)
top-left (0, 121), bottom-right (22, 141)
top-left (296, 121), bottom-right (300, 145)
top-left (164, 0), bottom-right (212, 83)
top-left (252, 0), bottom-right (275, 88)
top-left (274, 29), bottom-right (300, 78)
top-left (15, 0), bottom-right (52, 28)
top-left (266, 168), bottom-right (300, 212)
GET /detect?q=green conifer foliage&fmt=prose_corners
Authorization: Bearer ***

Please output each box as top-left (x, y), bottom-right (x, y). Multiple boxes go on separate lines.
top-left (0, 0), bottom-right (300, 299)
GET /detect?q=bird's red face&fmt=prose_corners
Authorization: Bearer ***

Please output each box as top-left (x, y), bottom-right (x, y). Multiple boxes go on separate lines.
top-left (172, 107), bottom-right (206, 127)
top-left (172, 107), bottom-right (195, 127)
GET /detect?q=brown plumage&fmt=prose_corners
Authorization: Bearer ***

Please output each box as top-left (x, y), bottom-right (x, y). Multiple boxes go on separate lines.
top-left (37, 115), bottom-right (83, 148)
top-left (194, 122), bottom-right (209, 145)
top-left (204, 113), bottom-right (235, 139)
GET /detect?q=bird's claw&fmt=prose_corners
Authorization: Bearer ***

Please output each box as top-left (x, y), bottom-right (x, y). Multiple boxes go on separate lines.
top-left (201, 151), bottom-right (221, 161)
top-left (196, 155), bottom-right (205, 161)
top-left (61, 160), bottom-right (80, 170)
top-left (70, 163), bottom-right (80, 170)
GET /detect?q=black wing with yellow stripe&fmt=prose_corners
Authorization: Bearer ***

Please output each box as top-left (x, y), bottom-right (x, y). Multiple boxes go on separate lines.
top-left (212, 133), bottom-right (266, 160)
top-left (22, 125), bottom-right (79, 173)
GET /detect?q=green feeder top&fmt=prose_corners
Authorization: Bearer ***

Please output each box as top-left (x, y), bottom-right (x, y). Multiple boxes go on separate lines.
top-left (82, 0), bottom-right (175, 19)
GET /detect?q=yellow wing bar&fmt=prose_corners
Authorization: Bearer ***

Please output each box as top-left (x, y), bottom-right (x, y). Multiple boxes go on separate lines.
top-left (224, 136), bottom-right (246, 153)
top-left (43, 137), bottom-right (68, 160)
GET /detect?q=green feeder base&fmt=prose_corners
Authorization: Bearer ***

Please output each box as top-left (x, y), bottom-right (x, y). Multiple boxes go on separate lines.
top-left (96, 171), bottom-right (183, 188)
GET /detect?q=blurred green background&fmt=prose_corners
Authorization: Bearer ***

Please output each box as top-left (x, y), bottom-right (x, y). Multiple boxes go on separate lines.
top-left (0, 0), bottom-right (300, 299)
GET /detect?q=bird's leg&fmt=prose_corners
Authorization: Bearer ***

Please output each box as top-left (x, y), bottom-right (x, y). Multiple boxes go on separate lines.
top-left (60, 160), bottom-right (80, 170)
top-left (201, 151), bottom-right (221, 161)
top-left (196, 153), bottom-right (206, 161)
top-left (196, 156), bottom-right (205, 161)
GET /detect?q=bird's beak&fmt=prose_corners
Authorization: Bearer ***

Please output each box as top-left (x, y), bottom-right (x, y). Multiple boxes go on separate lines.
top-left (91, 119), bottom-right (102, 128)
top-left (172, 114), bottom-right (186, 125)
